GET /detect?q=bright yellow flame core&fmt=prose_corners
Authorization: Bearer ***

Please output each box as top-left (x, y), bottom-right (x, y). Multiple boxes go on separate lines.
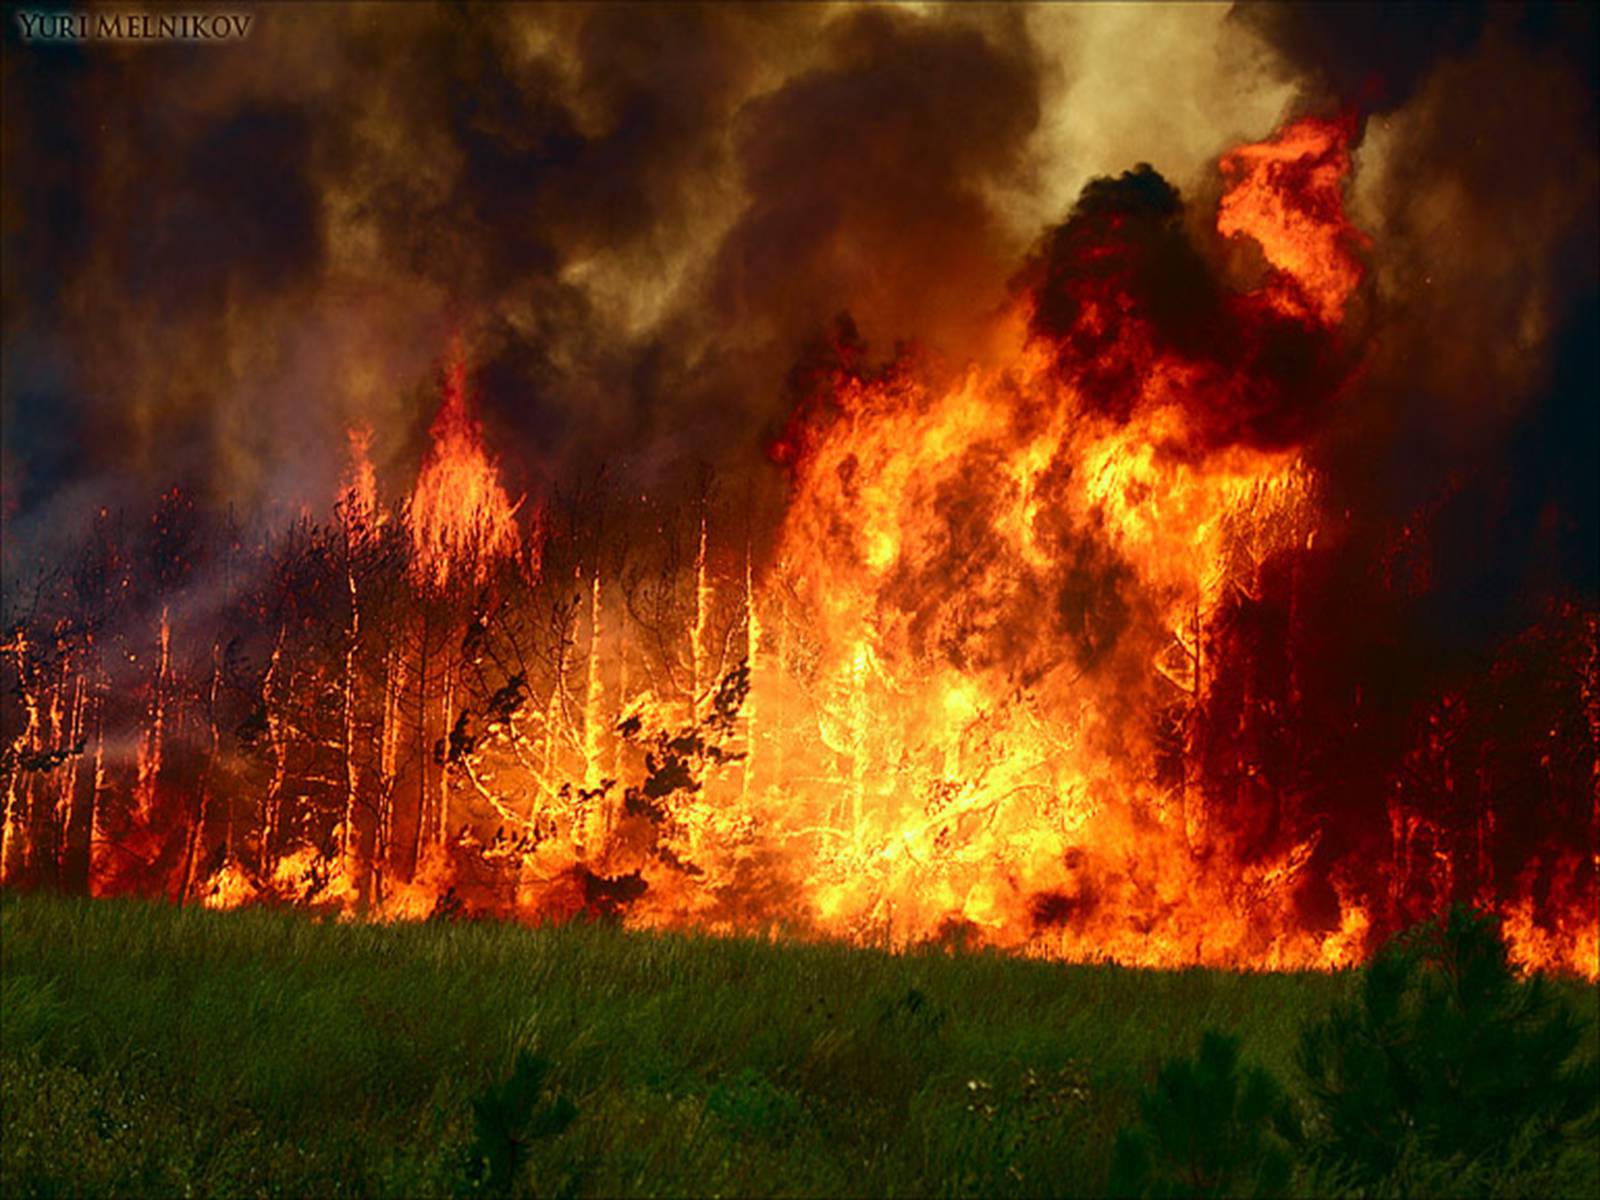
top-left (702, 336), bottom-right (1341, 969)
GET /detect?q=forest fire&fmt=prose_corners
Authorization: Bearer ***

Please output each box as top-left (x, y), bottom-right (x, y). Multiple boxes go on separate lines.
top-left (1217, 114), bottom-right (1367, 325)
top-left (2, 7), bottom-right (1596, 982)
top-left (406, 347), bottom-right (524, 590)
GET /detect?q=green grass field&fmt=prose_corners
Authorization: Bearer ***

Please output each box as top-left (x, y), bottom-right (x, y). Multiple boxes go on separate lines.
top-left (1, 893), bottom-right (1594, 1198)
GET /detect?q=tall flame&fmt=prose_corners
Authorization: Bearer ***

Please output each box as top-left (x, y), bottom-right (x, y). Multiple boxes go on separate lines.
top-left (341, 424), bottom-right (383, 533)
top-left (407, 348), bottom-right (520, 589)
top-left (754, 331), bottom-right (1325, 965)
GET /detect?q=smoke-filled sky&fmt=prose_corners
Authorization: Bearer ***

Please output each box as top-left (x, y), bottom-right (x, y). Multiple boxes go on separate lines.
top-left (2, 0), bottom-right (1596, 611)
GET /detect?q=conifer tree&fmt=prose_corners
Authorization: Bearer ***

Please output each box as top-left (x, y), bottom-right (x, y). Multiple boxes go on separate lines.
top-left (1297, 904), bottom-right (1598, 1191)
top-left (464, 1050), bottom-right (577, 1197)
top-left (1108, 1029), bottom-right (1300, 1198)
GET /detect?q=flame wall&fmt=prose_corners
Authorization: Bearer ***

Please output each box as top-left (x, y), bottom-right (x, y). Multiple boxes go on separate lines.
top-left (2, 4), bottom-right (1596, 975)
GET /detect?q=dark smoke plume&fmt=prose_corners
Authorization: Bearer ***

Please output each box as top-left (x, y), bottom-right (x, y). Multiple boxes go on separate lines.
top-left (3, 3), bottom-right (1043, 566)
top-left (5, 1), bottom-right (1594, 683)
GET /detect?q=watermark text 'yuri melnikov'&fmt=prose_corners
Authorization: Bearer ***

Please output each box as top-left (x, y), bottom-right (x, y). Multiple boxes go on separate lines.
top-left (15, 10), bottom-right (254, 43)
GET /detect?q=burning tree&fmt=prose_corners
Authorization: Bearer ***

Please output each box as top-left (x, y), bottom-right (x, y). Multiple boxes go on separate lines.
top-left (1, 110), bottom-right (1595, 980)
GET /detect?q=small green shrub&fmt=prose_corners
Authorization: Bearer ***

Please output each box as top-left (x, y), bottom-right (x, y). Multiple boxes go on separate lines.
top-left (1107, 1030), bottom-right (1299, 1198)
top-left (1296, 904), bottom-right (1598, 1193)
top-left (461, 1051), bottom-right (577, 1197)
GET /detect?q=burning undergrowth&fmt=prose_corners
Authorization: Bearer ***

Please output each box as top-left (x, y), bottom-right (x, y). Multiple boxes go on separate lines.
top-left (2, 4), bottom-right (1596, 976)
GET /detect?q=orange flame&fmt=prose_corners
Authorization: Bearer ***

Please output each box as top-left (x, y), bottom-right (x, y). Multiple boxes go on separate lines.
top-left (5, 115), bottom-right (1591, 981)
top-left (407, 348), bottom-right (521, 589)
top-left (341, 424), bottom-right (384, 533)
top-left (188, 118), bottom-right (1581, 977)
top-left (1217, 114), bottom-right (1368, 325)
top-left (746, 330), bottom-right (1329, 965)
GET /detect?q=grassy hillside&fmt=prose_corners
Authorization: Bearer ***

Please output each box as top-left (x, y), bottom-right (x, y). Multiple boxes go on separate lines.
top-left (1, 893), bottom-right (1594, 1198)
